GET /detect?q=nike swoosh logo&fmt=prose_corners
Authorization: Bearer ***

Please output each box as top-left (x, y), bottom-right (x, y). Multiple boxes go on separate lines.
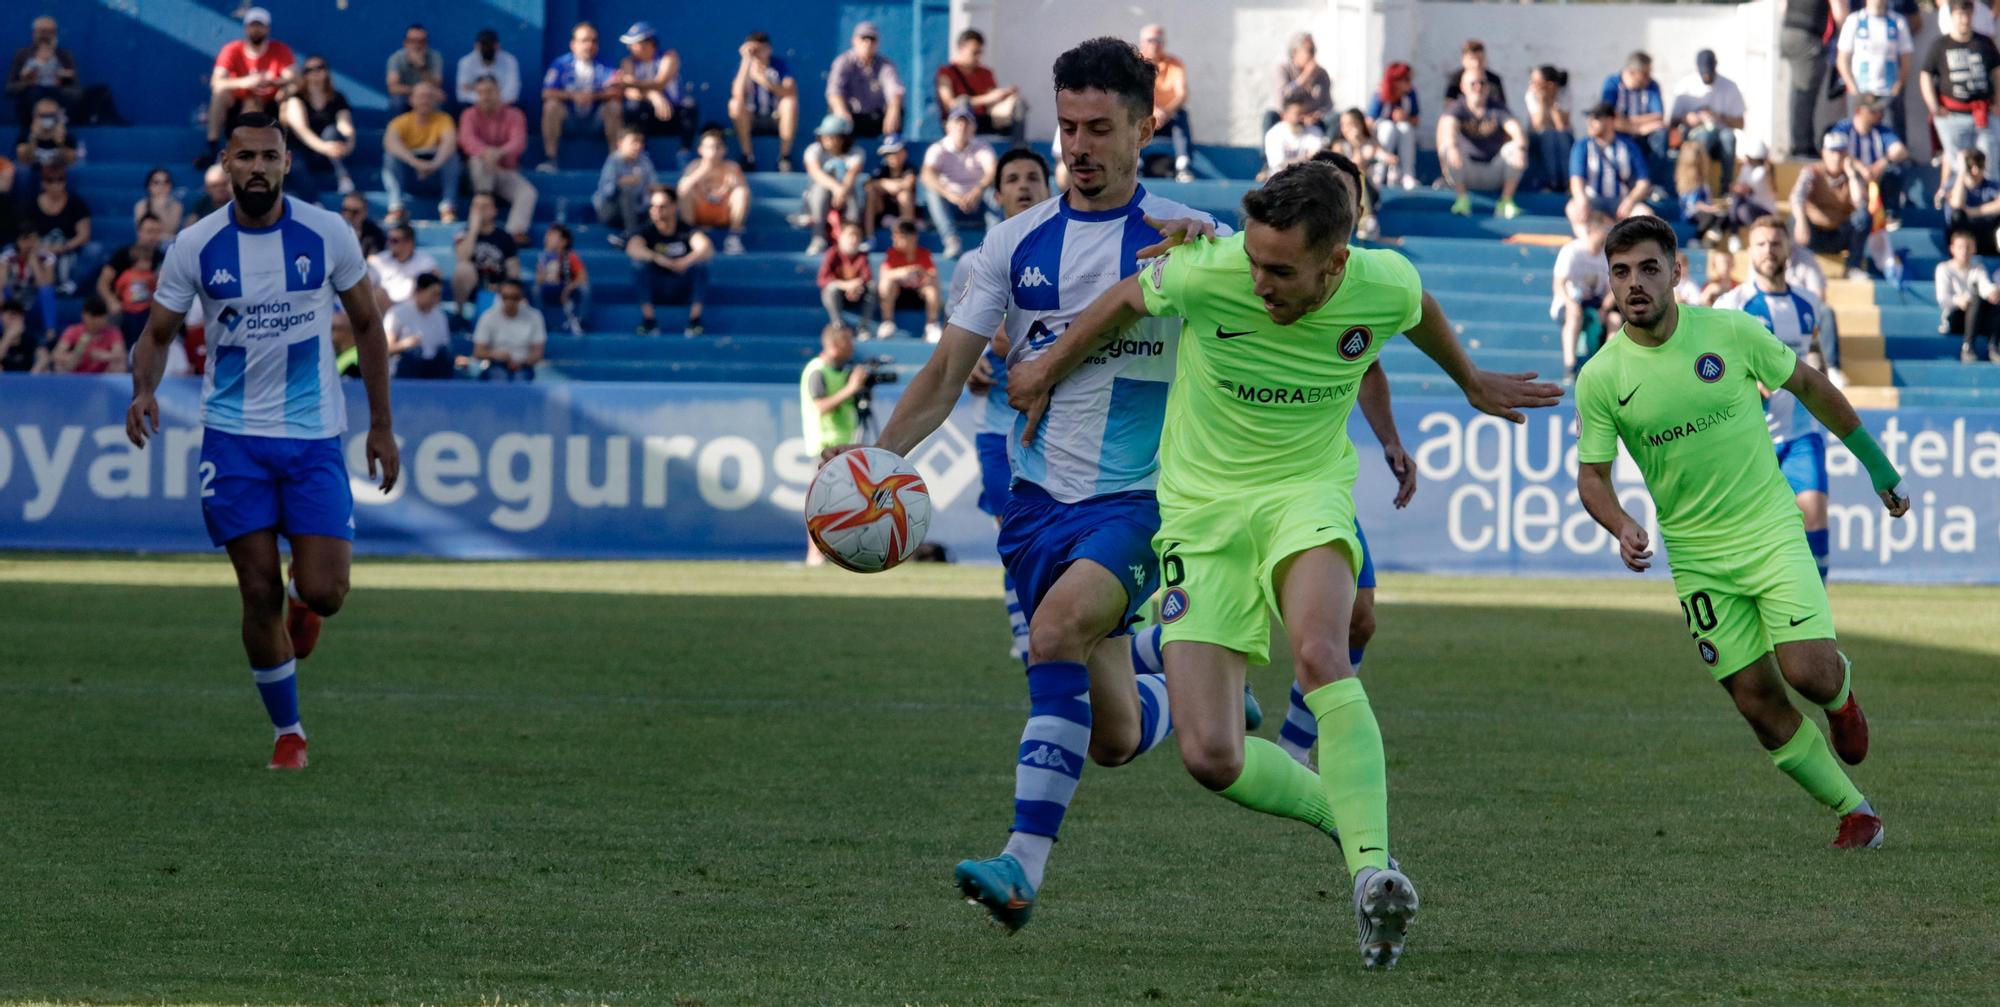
top-left (1358, 846), bottom-right (1385, 853)
top-left (1217, 327), bottom-right (1255, 339)
top-left (1789, 614), bottom-right (1816, 626)
top-left (1315, 525), bottom-right (1338, 532)
top-left (1618, 386), bottom-right (1641, 407)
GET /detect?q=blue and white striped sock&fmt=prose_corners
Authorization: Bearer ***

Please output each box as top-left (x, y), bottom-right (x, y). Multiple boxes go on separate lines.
top-left (1131, 624), bottom-right (1163, 675)
top-left (1003, 572), bottom-right (1029, 665)
top-left (1807, 528), bottom-right (1830, 582)
top-left (1276, 646), bottom-right (1365, 766)
top-left (1007, 661), bottom-right (1090, 889)
top-left (252, 659), bottom-right (304, 739)
top-left (1133, 672), bottom-right (1173, 757)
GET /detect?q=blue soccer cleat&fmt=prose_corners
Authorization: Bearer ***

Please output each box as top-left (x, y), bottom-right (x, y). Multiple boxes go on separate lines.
top-left (953, 854), bottom-right (1036, 932)
top-left (1243, 685), bottom-right (1265, 731)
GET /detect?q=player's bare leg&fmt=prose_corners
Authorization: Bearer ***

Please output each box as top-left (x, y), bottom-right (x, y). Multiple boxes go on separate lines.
top-left (1164, 639), bottom-right (1250, 792)
top-left (1276, 543), bottom-right (1416, 968)
top-left (1084, 633), bottom-right (1145, 766)
top-left (1776, 637), bottom-right (1867, 764)
top-left (1720, 651), bottom-right (1878, 848)
top-left (225, 531), bottom-right (307, 769)
top-left (286, 534), bottom-right (351, 660)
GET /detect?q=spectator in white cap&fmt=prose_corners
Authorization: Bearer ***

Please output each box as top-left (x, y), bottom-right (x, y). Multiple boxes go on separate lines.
top-left (864, 135), bottom-right (918, 240)
top-left (205, 7), bottom-right (296, 150)
top-left (827, 21), bottom-right (903, 140)
top-left (1729, 135), bottom-right (1778, 231)
top-left (615, 21), bottom-right (699, 159)
top-left (921, 104), bottom-right (997, 259)
top-left (1789, 128), bottom-right (1874, 279)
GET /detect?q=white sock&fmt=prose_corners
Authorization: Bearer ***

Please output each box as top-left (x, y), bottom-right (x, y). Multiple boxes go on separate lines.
top-left (1853, 798), bottom-right (1875, 817)
top-left (1002, 832), bottom-right (1053, 891)
top-left (274, 723), bottom-right (306, 740)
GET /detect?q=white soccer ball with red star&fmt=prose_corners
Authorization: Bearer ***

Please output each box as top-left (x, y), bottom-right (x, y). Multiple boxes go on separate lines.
top-left (805, 447), bottom-right (932, 573)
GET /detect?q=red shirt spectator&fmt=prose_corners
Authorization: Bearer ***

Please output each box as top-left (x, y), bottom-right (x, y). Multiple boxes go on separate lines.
top-left (215, 31), bottom-right (296, 102)
top-left (882, 242), bottom-right (934, 285)
top-left (459, 98), bottom-right (528, 170)
top-left (54, 311), bottom-right (124, 374)
top-left (817, 244), bottom-right (871, 286)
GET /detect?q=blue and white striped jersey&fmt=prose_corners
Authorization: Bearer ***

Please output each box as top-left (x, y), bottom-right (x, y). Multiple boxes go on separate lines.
top-left (978, 346), bottom-right (1014, 436)
top-left (1713, 281), bottom-right (1824, 443)
top-left (947, 185), bottom-right (1224, 503)
top-left (155, 196), bottom-right (368, 440)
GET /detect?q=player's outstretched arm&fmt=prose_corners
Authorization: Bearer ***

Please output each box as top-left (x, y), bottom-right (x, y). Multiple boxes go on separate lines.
top-left (869, 325), bottom-right (990, 458)
top-left (1357, 360), bottom-right (1416, 508)
top-left (125, 301), bottom-right (192, 449)
top-left (1783, 359), bottom-right (1909, 517)
top-left (1402, 292), bottom-right (1564, 423)
top-left (1005, 274), bottom-right (1151, 445)
top-left (1577, 461), bottom-right (1652, 572)
top-left (338, 276), bottom-right (401, 493)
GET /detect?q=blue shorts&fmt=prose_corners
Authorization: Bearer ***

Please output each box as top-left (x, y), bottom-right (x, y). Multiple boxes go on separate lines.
top-left (975, 432), bottom-right (1011, 517)
top-left (199, 428), bottom-right (355, 547)
top-left (1776, 433), bottom-right (1829, 496)
top-left (996, 482), bottom-right (1160, 637)
top-left (1355, 519), bottom-right (1377, 590)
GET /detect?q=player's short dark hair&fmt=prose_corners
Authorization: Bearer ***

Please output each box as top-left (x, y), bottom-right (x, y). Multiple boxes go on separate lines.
top-left (893, 218), bottom-right (918, 236)
top-left (1949, 225), bottom-right (1980, 244)
top-left (839, 218), bottom-right (864, 234)
top-left (1309, 149), bottom-right (1365, 229)
top-left (1051, 37), bottom-right (1156, 121)
top-left (1966, 148), bottom-right (1988, 170)
top-left (1586, 100), bottom-right (1617, 120)
top-left (1241, 161), bottom-right (1354, 251)
top-left (1604, 215), bottom-right (1679, 262)
top-left (957, 28), bottom-right (984, 47)
top-left (229, 112), bottom-right (283, 139)
top-left (996, 146), bottom-right (1050, 182)
top-left (83, 294), bottom-right (110, 317)
top-left (647, 182), bottom-right (677, 202)
top-left (1953, 0), bottom-right (1977, 13)
top-left (413, 272), bottom-right (443, 293)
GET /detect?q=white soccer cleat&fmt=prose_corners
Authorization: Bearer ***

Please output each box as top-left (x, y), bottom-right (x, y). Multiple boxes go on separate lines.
top-left (1353, 866), bottom-right (1419, 970)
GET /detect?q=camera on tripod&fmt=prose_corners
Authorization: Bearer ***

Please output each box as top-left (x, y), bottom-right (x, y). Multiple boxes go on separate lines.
top-left (852, 355), bottom-right (900, 434)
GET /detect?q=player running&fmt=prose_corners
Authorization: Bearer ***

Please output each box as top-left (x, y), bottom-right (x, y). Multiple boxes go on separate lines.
top-left (1712, 217), bottom-right (1837, 581)
top-left (1008, 161), bottom-right (1561, 968)
top-left (963, 147), bottom-right (1055, 665)
top-left (126, 113), bottom-right (399, 771)
top-left (851, 37), bottom-right (1222, 931)
top-left (1576, 216), bottom-right (1902, 850)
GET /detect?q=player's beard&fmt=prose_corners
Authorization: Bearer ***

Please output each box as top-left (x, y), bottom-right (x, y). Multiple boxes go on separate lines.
top-left (233, 178), bottom-right (281, 218)
top-left (1755, 258), bottom-right (1786, 284)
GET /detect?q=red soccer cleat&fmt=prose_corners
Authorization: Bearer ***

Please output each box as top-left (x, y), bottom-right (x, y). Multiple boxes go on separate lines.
top-left (1826, 694), bottom-right (1869, 765)
top-left (1831, 811), bottom-right (1883, 850)
top-left (268, 733), bottom-right (309, 771)
top-left (287, 597), bottom-right (323, 659)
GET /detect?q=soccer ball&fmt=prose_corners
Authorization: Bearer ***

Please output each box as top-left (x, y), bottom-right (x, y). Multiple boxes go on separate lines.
top-left (805, 447), bottom-right (931, 573)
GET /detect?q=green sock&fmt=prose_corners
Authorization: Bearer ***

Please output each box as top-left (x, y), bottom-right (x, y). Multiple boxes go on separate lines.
top-left (1303, 678), bottom-right (1391, 876)
top-left (1820, 652), bottom-right (1853, 711)
top-left (1770, 717), bottom-right (1865, 814)
top-left (1217, 736), bottom-right (1339, 834)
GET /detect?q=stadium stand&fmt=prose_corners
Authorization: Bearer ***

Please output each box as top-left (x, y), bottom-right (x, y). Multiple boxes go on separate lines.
top-left (9, 4), bottom-right (1999, 412)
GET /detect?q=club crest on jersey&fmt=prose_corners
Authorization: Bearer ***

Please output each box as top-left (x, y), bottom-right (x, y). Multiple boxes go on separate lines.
top-left (1337, 326), bottom-right (1372, 361)
top-left (1145, 255), bottom-right (1167, 290)
top-left (1017, 265), bottom-right (1052, 289)
top-left (1695, 352), bottom-right (1726, 383)
top-left (293, 254), bottom-right (313, 285)
top-left (1697, 639), bottom-right (1719, 665)
top-left (1159, 587), bottom-right (1189, 623)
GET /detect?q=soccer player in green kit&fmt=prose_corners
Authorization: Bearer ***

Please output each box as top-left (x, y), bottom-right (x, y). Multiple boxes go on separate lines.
top-left (1576, 216), bottom-right (1907, 850)
top-left (1008, 161), bottom-right (1561, 969)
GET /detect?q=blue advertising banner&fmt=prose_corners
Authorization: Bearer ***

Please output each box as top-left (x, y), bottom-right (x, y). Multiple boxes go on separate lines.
top-left (1, 376), bottom-right (1996, 582)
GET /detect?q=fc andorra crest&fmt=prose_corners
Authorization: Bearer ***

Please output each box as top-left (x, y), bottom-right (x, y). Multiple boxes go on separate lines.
top-left (1337, 326), bottom-right (1372, 361)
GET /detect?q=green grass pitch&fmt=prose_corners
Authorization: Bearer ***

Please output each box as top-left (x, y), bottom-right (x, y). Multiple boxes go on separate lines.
top-left (2, 554), bottom-right (1997, 1005)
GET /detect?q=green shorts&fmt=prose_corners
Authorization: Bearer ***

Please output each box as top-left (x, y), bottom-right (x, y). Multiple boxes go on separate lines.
top-left (1154, 482), bottom-right (1364, 666)
top-left (1669, 534), bottom-right (1835, 679)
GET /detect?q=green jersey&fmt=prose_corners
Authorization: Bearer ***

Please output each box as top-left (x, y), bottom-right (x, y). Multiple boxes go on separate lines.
top-left (1139, 235), bottom-right (1424, 501)
top-left (1575, 304), bottom-right (1806, 560)
top-left (800, 357), bottom-right (859, 453)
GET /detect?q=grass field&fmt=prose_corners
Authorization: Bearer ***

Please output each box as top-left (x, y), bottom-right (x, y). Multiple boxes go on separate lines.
top-left (2, 554), bottom-right (1998, 1005)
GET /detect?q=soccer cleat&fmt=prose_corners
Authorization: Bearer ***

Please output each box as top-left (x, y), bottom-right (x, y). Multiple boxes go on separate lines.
top-left (1495, 197), bottom-right (1520, 219)
top-left (1449, 194), bottom-right (1472, 216)
top-left (1831, 811), bottom-right (1884, 849)
top-left (1825, 694), bottom-right (1869, 765)
top-left (1353, 866), bottom-right (1419, 970)
top-left (953, 854), bottom-right (1036, 932)
top-left (1243, 685), bottom-right (1264, 731)
top-left (268, 734), bottom-right (308, 771)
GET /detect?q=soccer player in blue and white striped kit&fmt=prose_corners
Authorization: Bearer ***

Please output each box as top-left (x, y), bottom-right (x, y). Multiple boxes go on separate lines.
top-left (858, 38), bottom-right (1229, 931)
top-left (127, 114), bottom-right (400, 771)
top-left (1714, 216), bottom-right (1838, 580)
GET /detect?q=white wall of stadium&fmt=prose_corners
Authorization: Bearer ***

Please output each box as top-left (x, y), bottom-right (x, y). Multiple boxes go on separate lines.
top-left (961, 0), bottom-right (1819, 154)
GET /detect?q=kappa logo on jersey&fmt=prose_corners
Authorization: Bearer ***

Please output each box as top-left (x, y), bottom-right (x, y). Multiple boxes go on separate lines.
top-left (1017, 265), bottom-right (1052, 289)
top-left (1128, 563), bottom-right (1148, 589)
top-left (1021, 743), bottom-right (1075, 773)
top-left (209, 267), bottom-right (237, 287)
top-left (1159, 587), bottom-right (1189, 623)
top-left (1695, 352), bottom-right (1726, 383)
top-left (1338, 325), bottom-right (1373, 361)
